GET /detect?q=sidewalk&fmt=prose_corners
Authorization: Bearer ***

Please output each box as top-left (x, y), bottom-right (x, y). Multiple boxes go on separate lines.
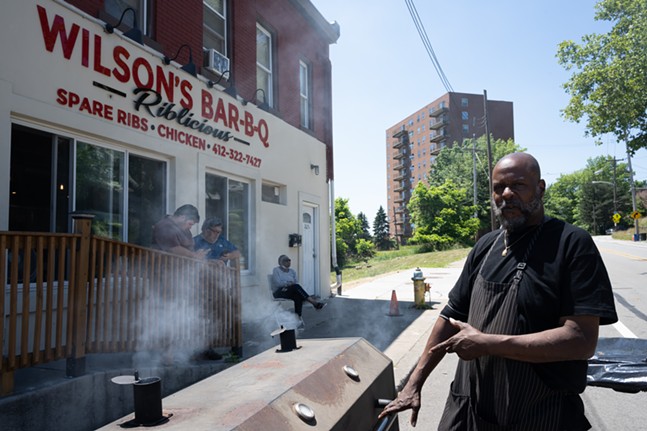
top-left (336, 261), bottom-right (463, 383)
top-left (339, 262), bottom-right (463, 431)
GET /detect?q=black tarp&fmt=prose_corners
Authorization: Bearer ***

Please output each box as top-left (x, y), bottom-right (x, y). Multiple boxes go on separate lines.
top-left (587, 337), bottom-right (647, 393)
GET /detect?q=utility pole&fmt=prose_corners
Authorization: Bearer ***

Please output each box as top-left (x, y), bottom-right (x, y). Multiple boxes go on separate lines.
top-left (612, 157), bottom-right (618, 216)
top-left (483, 90), bottom-right (495, 231)
top-left (626, 147), bottom-right (640, 240)
top-left (472, 134), bottom-right (477, 218)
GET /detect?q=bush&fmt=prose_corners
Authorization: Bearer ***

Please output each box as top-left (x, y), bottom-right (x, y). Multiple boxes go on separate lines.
top-left (335, 237), bottom-right (349, 267)
top-left (355, 238), bottom-right (377, 260)
top-left (407, 232), bottom-right (454, 251)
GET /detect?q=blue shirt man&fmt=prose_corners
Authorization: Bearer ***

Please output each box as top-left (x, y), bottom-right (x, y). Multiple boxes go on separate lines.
top-left (194, 217), bottom-right (240, 262)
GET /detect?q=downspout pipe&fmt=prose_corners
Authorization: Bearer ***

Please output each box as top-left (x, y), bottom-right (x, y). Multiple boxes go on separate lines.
top-left (329, 179), bottom-right (342, 295)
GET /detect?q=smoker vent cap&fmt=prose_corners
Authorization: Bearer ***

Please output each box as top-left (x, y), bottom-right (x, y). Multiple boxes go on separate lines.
top-left (293, 402), bottom-right (315, 422)
top-left (343, 365), bottom-right (360, 380)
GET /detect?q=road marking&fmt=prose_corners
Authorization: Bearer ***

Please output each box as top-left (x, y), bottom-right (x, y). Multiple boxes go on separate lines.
top-left (613, 320), bottom-right (638, 338)
top-left (598, 246), bottom-right (647, 261)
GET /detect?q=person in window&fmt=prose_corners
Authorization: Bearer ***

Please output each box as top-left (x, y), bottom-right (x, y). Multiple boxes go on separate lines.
top-left (152, 204), bottom-right (207, 259)
top-left (271, 254), bottom-right (326, 328)
top-left (194, 217), bottom-right (240, 264)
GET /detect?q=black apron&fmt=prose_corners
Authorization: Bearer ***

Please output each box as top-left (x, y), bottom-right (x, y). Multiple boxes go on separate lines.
top-left (437, 229), bottom-right (590, 431)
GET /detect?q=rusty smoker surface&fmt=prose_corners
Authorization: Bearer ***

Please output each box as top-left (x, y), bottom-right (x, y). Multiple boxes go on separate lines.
top-left (98, 337), bottom-right (398, 431)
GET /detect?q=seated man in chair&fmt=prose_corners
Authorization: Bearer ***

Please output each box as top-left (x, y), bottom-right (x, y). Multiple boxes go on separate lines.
top-left (271, 254), bottom-right (326, 328)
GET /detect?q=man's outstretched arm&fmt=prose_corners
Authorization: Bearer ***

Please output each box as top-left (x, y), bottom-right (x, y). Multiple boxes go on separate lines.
top-left (378, 316), bottom-right (459, 427)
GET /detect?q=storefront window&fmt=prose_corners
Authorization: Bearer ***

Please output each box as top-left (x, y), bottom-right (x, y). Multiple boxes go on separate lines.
top-left (128, 155), bottom-right (167, 247)
top-left (75, 142), bottom-right (125, 240)
top-left (9, 125), bottom-right (71, 232)
top-left (10, 125), bottom-right (167, 245)
top-left (75, 143), bottom-right (167, 244)
top-left (205, 173), bottom-right (249, 270)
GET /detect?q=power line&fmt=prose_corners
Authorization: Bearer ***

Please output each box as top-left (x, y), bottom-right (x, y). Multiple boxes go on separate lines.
top-left (404, 0), bottom-right (453, 93)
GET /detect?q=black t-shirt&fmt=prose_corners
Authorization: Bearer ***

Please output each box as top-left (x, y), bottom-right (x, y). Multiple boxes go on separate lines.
top-left (441, 217), bottom-right (618, 392)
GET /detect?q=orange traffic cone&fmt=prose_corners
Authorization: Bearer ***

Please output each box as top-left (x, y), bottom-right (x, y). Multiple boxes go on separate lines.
top-left (387, 289), bottom-right (402, 316)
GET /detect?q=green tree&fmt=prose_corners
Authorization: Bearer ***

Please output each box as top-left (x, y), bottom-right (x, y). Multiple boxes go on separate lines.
top-left (372, 205), bottom-right (392, 250)
top-left (557, 0), bottom-right (647, 153)
top-left (544, 171), bottom-right (586, 225)
top-left (427, 136), bottom-right (522, 233)
top-left (545, 155), bottom-right (637, 233)
top-left (334, 197), bottom-right (362, 267)
top-left (335, 237), bottom-right (349, 268)
top-left (357, 212), bottom-right (372, 241)
top-left (576, 157), bottom-right (635, 232)
top-left (407, 179), bottom-right (480, 250)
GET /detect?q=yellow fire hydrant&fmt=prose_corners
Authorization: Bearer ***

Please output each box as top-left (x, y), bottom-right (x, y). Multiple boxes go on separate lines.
top-left (412, 267), bottom-right (426, 308)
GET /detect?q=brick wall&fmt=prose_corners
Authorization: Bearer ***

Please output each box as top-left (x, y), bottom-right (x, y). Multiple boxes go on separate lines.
top-left (155, 1), bottom-right (202, 67)
top-left (60, 0), bottom-right (334, 147)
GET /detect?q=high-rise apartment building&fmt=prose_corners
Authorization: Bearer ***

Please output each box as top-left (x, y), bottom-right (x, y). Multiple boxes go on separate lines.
top-left (386, 92), bottom-right (514, 244)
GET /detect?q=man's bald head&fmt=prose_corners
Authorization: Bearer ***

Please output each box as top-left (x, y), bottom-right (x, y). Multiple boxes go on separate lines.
top-left (494, 152), bottom-right (541, 181)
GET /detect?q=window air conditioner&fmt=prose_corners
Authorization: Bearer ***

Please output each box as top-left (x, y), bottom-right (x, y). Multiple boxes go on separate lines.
top-left (205, 48), bottom-right (230, 76)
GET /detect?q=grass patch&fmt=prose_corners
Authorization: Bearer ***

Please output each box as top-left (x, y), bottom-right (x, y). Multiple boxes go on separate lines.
top-left (610, 217), bottom-right (647, 241)
top-left (331, 246), bottom-right (471, 284)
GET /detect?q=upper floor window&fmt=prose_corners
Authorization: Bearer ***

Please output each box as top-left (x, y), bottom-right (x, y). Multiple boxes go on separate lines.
top-left (461, 111), bottom-right (469, 121)
top-left (203, 0), bottom-right (226, 56)
top-left (461, 97), bottom-right (469, 107)
top-left (256, 24), bottom-right (274, 107)
top-left (105, 0), bottom-right (151, 37)
top-left (299, 60), bottom-right (312, 129)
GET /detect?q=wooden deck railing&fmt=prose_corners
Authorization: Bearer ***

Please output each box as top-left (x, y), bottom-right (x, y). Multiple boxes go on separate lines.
top-left (1, 215), bottom-right (241, 396)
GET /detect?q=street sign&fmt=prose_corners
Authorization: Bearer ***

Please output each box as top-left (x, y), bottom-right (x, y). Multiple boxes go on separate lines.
top-left (613, 213), bottom-right (621, 223)
top-left (631, 210), bottom-right (642, 220)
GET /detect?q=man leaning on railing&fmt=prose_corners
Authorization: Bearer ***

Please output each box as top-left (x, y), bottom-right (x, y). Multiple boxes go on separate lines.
top-left (151, 204), bottom-right (208, 259)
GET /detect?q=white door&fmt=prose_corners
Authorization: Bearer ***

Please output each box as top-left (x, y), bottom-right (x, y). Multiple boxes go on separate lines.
top-left (301, 205), bottom-right (318, 296)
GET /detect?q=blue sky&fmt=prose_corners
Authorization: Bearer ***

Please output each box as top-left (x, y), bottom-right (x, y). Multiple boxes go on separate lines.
top-left (311, 0), bottom-right (647, 219)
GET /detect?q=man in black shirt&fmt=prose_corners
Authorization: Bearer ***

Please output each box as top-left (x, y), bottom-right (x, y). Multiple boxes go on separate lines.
top-left (379, 152), bottom-right (617, 430)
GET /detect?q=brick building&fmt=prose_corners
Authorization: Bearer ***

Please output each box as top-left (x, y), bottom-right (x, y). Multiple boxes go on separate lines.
top-left (386, 92), bottom-right (514, 244)
top-left (0, 1), bottom-right (339, 315)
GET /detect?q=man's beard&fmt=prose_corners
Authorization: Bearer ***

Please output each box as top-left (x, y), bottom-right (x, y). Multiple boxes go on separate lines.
top-left (492, 195), bottom-right (543, 232)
